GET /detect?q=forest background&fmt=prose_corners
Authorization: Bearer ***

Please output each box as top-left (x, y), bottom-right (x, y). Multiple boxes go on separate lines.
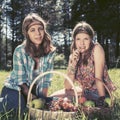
top-left (0, 0), bottom-right (120, 70)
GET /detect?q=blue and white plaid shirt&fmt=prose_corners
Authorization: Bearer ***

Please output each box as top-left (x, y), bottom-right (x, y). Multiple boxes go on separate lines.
top-left (4, 43), bottom-right (56, 92)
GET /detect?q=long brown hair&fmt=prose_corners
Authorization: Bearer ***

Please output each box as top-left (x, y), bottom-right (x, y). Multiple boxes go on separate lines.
top-left (71, 21), bottom-right (95, 65)
top-left (22, 13), bottom-right (55, 58)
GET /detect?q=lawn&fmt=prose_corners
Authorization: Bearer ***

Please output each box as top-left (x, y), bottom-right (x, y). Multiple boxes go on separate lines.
top-left (0, 68), bottom-right (120, 120)
top-left (0, 70), bottom-right (10, 92)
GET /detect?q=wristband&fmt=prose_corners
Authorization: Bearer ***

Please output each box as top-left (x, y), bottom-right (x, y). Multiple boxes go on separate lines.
top-left (67, 65), bottom-right (76, 74)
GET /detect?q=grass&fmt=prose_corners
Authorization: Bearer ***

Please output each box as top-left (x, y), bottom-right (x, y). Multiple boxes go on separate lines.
top-left (0, 68), bottom-right (120, 120)
top-left (0, 71), bottom-right (10, 92)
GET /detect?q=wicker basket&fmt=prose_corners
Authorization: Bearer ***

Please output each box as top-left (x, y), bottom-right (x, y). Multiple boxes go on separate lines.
top-left (27, 71), bottom-right (79, 120)
top-left (79, 78), bottom-right (114, 116)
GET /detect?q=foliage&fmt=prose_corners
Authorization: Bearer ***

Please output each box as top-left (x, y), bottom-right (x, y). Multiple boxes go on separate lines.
top-left (0, 0), bottom-right (119, 70)
top-left (70, 0), bottom-right (120, 65)
top-left (54, 53), bottom-right (67, 69)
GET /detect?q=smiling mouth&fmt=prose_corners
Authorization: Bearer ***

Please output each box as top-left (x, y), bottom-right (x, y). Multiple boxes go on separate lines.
top-left (80, 47), bottom-right (86, 49)
top-left (35, 37), bottom-right (42, 40)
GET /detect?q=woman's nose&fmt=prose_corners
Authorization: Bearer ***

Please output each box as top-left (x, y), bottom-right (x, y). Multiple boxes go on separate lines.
top-left (80, 40), bottom-right (85, 45)
top-left (36, 29), bottom-right (41, 35)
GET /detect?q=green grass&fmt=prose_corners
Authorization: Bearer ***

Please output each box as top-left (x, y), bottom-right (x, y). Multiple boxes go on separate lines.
top-left (0, 68), bottom-right (120, 120)
top-left (0, 71), bottom-right (10, 92)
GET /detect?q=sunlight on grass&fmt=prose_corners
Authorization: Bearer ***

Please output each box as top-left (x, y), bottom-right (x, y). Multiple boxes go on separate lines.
top-left (108, 68), bottom-right (120, 87)
top-left (0, 69), bottom-right (119, 120)
top-left (108, 68), bottom-right (120, 98)
top-left (48, 69), bottom-right (66, 95)
top-left (108, 68), bottom-right (120, 120)
top-left (0, 71), bottom-right (10, 92)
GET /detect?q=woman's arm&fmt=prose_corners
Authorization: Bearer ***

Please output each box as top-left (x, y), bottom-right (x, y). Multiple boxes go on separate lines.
top-left (65, 57), bottom-right (83, 96)
top-left (64, 57), bottom-right (75, 90)
top-left (41, 51), bottom-right (56, 96)
top-left (65, 48), bottom-right (81, 89)
top-left (42, 88), bottom-right (48, 96)
top-left (19, 83), bottom-right (37, 100)
top-left (94, 44), bottom-right (105, 97)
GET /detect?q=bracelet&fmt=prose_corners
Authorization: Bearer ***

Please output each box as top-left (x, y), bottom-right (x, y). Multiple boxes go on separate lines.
top-left (67, 65), bottom-right (76, 74)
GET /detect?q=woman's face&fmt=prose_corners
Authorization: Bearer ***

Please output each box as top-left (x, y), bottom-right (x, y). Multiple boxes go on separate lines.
top-left (27, 24), bottom-right (44, 48)
top-left (75, 33), bottom-right (91, 53)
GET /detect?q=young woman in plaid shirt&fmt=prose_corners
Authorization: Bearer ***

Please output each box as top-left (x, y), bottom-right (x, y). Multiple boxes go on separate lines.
top-left (0, 13), bottom-right (56, 113)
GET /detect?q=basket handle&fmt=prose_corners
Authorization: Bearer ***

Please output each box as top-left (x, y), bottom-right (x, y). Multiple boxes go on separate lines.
top-left (27, 70), bottom-right (78, 107)
top-left (81, 77), bottom-right (114, 107)
top-left (94, 78), bottom-right (114, 107)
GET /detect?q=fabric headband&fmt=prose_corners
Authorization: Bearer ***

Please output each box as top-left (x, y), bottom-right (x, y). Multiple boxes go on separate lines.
top-left (27, 21), bottom-right (43, 30)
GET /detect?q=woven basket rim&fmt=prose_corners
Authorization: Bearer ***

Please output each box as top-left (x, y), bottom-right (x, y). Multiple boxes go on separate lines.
top-left (27, 71), bottom-right (114, 118)
top-left (79, 77), bottom-right (114, 111)
top-left (29, 107), bottom-right (75, 114)
top-left (27, 70), bottom-right (79, 112)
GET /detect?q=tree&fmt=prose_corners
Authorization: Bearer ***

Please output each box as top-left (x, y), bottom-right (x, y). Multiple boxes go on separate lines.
top-left (1, 0), bottom-right (119, 69)
top-left (0, 6), bottom-right (2, 69)
top-left (69, 0), bottom-right (120, 67)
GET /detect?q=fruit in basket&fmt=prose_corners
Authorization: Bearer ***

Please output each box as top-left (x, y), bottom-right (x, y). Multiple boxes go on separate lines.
top-left (78, 96), bottom-right (86, 104)
top-left (49, 97), bottom-right (77, 112)
top-left (31, 98), bottom-right (45, 109)
top-left (83, 100), bottom-right (95, 107)
top-left (104, 97), bottom-right (111, 106)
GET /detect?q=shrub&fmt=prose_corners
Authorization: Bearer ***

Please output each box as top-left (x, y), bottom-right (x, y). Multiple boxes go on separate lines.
top-left (54, 54), bottom-right (67, 69)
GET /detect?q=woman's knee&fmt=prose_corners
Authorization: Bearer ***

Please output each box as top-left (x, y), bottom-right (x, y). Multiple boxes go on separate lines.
top-left (0, 87), bottom-right (26, 112)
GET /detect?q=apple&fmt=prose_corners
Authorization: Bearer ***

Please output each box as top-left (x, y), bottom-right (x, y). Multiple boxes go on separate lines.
top-left (78, 97), bottom-right (86, 104)
top-left (83, 100), bottom-right (95, 107)
top-left (104, 97), bottom-right (111, 106)
top-left (31, 98), bottom-right (45, 109)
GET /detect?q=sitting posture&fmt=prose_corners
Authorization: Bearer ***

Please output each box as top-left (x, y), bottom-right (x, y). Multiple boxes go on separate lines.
top-left (64, 21), bottom-right (116, 107)
top-left (0, 13), bottom-right (56, 113)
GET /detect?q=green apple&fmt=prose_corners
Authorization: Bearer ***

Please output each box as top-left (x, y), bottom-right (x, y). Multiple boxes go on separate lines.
top-left (31, 98), bottom-right (45, 109)
top-left (29, 101), bottom-right (33, 107)
top-left (83, 100), bottom-right (95, 107)
top-left (105, 97), bottom-right (111, 106)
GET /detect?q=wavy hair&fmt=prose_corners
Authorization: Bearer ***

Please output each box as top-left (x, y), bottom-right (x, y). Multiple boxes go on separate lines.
top-left (22, 13), bottom-right (55, 58)
top-left (71, 21), bottom-right (95, 65)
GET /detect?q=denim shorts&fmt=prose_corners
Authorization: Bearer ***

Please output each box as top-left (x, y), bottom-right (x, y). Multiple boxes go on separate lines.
top-left (84, 89), bottom-right (99, 101)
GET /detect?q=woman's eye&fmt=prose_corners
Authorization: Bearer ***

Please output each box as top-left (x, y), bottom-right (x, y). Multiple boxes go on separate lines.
top-left (38, 27), bottom-right (44, 31)
top-left (84, 38), bottom-right (89, 40)
top-left (30, 29), bottom-right (35, 32)
top-left (76, 38), bottom-right (80, 41)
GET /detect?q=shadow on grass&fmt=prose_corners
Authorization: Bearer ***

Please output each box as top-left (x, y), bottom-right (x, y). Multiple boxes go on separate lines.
top-left (0, 109), bottom-right (28, 120)
top-left (111, 99), bottom-right (120, 120)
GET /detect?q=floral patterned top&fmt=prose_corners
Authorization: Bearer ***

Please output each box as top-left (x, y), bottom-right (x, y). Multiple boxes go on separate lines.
top-left (75, 44), bottom-right (116, 92)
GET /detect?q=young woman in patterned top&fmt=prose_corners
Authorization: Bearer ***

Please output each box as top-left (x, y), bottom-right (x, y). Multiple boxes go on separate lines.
top-left (0, 13), bottom-right (56, 113)
top-left (64, 21), bottom-right (116, 106)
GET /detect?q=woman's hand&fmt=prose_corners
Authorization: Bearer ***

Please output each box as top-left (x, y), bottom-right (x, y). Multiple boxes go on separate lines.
top-left (65, 86), bottom-right (82, 97)
top-left (67, 48), bottom-right (81, 75)
top-left (69, 48), bottom-right (81, 67)
top-left (32, 94), bottom-right (37, 100)
top-left (65, 88), bottom-right (75, 96)
top-left (65, 48), bottom-right (81, 90)
top-left (20, 83), bottom-right (37, 100)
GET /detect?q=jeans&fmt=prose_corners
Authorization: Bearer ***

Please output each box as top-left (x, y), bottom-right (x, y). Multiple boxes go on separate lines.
top-left (0, 86), bottom-right (26, 113)
top-left (84, 89), bottom-right (99, 101)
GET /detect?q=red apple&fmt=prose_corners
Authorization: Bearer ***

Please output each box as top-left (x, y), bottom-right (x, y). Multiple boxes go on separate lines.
top-left (78, 96), bottom-right (87, 104)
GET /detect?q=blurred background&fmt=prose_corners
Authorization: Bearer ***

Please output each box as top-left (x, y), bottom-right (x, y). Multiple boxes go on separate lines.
top-left (0, 0), bottom-right (120, 70)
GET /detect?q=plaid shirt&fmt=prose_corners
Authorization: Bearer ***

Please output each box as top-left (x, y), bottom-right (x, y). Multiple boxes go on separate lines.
top-left (4, 43), bottom-right (56, 91)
